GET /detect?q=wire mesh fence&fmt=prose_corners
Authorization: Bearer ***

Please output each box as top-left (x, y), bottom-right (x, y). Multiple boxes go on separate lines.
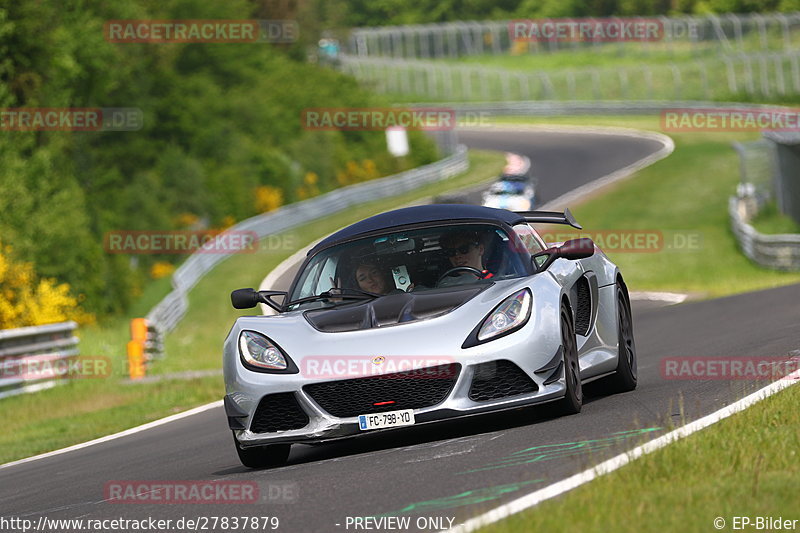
top-left (733, 139), bottom-right (776, 202)
top-left (339, 51), bottom-right (800, 101)
top-left (347, 13), bottom-right (800, 59)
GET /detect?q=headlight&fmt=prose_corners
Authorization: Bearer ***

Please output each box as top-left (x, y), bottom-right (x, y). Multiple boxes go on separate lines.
top-left (238, 331), bottom-right (287, 370)
top-left (477, 289), bottom-right (532, 341)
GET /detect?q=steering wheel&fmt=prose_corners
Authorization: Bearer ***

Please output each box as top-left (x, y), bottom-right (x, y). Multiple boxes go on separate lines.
top-left (437, 266), bottom-right (484, 285)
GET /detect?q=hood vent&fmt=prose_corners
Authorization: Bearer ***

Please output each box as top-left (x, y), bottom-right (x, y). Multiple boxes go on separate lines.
top-left (303, 286), bottom-right (488, 332)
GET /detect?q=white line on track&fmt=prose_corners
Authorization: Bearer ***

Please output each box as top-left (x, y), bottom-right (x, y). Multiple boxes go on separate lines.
top-left (442, 368), bottom-right (800, 533)
top-left (629, 291), bottom-right (689, 304)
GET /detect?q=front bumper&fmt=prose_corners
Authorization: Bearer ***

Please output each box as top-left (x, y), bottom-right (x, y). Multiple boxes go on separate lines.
top-left (227, 350), bottom-right (567, 448)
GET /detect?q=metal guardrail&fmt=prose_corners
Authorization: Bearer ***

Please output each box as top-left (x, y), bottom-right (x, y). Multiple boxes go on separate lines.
top-left (731, 138), bottom-right (800, 270)
top-left (0, 321), bottom-right (79, 399)
top-left (729, 196), bottom-right (800, 270)
top-left (347, 13), bottom-right (800, 59)
top-left (145, 144), bottom-right (469, 352)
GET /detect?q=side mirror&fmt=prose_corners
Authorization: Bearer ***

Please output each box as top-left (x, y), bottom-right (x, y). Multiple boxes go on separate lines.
top-left (559, 238), bottom-right (595, 260)
top-left (231, 288), bottom-right (260, 309)
top-left (231, 288), bottom-right (287, 313)
top-left (532, 238), bottom-right (595, 272)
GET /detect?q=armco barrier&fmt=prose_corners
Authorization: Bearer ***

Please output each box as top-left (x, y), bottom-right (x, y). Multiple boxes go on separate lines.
top-left (0, 321), bottom-right (79, 399)
top-left (144, 145), bottom-right (469, 354)
top-left (731, 137), bottom-right (800, 270)
top-left (729, 196), bottom-right (800, 270)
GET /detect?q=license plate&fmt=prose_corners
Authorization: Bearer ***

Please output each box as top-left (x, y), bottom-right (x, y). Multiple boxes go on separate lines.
top-left (358, 409), bottom-right (415, 431)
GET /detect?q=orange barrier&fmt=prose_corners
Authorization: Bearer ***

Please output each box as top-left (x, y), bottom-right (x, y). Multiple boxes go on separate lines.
top-left (127, 318), bottom-right (149, 379)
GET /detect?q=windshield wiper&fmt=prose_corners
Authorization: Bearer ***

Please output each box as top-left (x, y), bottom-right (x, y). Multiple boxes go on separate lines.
top-left (286, 288), bottom-right (381, 308)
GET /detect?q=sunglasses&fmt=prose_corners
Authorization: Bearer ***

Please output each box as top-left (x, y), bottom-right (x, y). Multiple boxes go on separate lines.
top-left (443, 242), bottom-right (478, 256)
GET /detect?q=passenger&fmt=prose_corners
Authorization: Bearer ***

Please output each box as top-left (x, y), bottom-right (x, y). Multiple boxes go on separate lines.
top-left (354, 261), bottom-right (392, 295)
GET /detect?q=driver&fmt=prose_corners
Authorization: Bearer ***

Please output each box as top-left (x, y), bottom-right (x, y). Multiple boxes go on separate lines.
top-left (438, 230), bottom-right (493, 286)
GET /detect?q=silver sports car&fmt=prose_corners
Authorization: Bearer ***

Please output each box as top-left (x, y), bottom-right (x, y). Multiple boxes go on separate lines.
top-left (224, 204), bottom-right (637, 468)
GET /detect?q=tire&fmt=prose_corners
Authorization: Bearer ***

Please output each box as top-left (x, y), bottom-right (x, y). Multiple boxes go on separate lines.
top-left (232, 432), bottom-right (291, 469)
top-left (605, 281), bottom-right (638, 393)
top-left (552, 302), bottom-right (582, 416)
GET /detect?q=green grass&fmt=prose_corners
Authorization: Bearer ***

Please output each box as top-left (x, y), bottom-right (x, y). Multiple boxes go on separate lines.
top-left (0, 150), bottom-right (505, 465)
top-left (442, 31), bottom-right (800, 72)
top-left (494, 115), bottom-right (800, 297)
top-left (442, 41), bottom-right (720, 71)
top-left (480, 381), bottom-right (800, 533)
top-left (751, 202), bottom-right (800, 235)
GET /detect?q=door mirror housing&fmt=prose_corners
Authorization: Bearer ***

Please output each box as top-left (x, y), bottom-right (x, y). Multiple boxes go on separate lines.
top-left (532, 238), bottom-right (595, 272)
top-left (230, 288), bottom-right (287, 313)
top-left (559, 238), bottom-right (595, 260)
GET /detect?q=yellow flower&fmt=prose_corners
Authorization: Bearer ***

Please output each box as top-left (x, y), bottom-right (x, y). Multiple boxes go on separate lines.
top-left (254, 185), bottom-right (284, 213)
top-left (150, 261), bottom-right (175, 280)
top-left (175, 212), bottom-right (200, 228)
top-left (0, 240), bottom-right (95, 328)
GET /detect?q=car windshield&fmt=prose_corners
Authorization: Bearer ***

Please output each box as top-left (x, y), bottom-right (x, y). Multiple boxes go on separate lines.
top-left (288, 224), bottom-right (530, 310)
top-left (489, 182), bottom-right (528, 195)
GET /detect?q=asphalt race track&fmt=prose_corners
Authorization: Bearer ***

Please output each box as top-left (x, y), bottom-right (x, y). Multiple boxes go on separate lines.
top-left (2, 128), bottom-right (798, 533)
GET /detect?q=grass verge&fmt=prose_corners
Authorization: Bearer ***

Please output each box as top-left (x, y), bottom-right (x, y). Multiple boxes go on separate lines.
top-left (480, 380), bottom-right (800, 533)
top-left (495, 115), bottom-right (800, 297)
top-left (0, 150), bottom-right (505, 465)
top-left (751, 202), bottom-right (800, 235)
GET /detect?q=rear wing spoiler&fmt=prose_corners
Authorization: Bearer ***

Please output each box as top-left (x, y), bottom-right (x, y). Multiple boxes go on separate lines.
top-left (515, 209), bottom-right (583, 230)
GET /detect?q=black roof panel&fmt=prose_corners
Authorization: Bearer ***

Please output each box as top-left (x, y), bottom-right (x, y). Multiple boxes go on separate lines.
top-left (310, 204), bottom-right (525, 254)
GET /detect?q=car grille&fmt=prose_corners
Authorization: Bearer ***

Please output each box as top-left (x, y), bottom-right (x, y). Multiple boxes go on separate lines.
top-left (250, 392), bottom-right (309, 433)
top-left (468, 360), bottom-right (537, 402)
top-left (303, 363), bottom-right (461, 417)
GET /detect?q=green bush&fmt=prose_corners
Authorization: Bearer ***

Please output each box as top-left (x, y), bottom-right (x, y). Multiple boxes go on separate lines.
top-left (0, 0), bottom-right (438, 317)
